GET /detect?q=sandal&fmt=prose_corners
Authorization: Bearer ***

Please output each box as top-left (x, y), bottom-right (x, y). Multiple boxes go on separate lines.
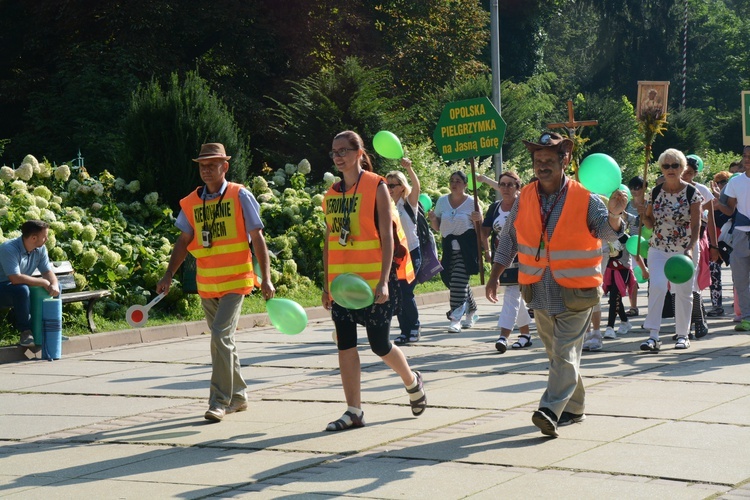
top-left (626, 307), bottom-right (639, 317)
top-left (406, 371), bottom-right (427, 416)
top-left (511, 334), bottom-right (532, 349)
top-left (325, 410), bottom-right (365, 432)
top-left (394, 330), bottom-right (420, 345)
top-left (640, 338), bottom-right (661, 352)
top-left (495, 336), bottom-right (508, 353)
top-left (675, 337), bottom-right (691, 349)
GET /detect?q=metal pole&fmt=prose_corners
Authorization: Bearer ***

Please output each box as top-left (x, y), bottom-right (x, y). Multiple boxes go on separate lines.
top-left (681, 0), bottom-right (688, 109)
top-left (490, 0), bottom-right (502, 185)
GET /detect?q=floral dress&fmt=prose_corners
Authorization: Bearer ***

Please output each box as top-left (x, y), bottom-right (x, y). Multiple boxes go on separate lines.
top-left (650, 185), bottom-right (703, 252)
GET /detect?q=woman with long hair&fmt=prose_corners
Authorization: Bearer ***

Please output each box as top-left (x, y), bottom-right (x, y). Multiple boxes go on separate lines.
top-left (322, 130), bottom-right (426, 431)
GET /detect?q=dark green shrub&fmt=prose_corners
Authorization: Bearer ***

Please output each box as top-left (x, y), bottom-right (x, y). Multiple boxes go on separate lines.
top-left (118, 71), bottom-right (251, 210)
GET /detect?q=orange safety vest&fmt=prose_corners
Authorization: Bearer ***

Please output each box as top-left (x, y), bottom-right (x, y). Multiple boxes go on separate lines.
top-left (324, 170), bottom-right (414, 292)
top-left (180, 182), bottom-right (256, 298)
top-left (515, 179), bottom-right (602, 288)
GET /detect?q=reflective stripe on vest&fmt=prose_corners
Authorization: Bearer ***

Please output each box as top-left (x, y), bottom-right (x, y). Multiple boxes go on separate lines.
top-left (180, 182), bottom-right (255, 298)
top-left (324, 171), bottom-right (414, 292)
top-left (515, 179), bottom-right (602, 288)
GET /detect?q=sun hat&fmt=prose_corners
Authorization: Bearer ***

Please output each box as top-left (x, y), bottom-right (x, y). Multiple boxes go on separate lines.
top-left (522, 132), bottom-right (574, 155)
top-left (192, 143), bottom-right (231, 162)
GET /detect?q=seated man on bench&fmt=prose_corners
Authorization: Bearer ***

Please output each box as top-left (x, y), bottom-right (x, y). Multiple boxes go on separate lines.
top-left (0, 220), bottom-right (60, 346)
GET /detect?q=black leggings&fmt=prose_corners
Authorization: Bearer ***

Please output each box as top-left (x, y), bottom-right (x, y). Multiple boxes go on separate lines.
top-left (607, 268), bottom-right (629, 328)
top-left (332, 302), bottom-right (393, 357)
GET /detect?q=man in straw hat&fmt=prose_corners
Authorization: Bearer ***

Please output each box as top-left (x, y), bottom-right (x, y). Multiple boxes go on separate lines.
top-left (157, 143), bottom-right (275, 422)
top-left (486, 132), bottom-right (628, 437)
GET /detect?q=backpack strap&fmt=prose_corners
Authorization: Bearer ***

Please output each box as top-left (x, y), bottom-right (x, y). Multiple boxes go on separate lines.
top-left (402, 199), bottom-right (418, 224)
top-left (651, 183), bottom-right (696, 204)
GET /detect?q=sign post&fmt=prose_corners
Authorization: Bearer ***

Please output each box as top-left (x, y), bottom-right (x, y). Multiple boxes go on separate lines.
top-left (742, 91), bottom-right (750, 146)
top-left (433, 97), bottom-right (506, 283)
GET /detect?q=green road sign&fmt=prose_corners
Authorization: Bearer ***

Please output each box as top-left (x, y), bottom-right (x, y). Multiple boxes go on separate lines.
top-left (433, 97), bottom-right (506, 161)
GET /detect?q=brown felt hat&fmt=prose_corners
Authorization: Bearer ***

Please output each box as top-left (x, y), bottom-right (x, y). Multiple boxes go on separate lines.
top-left (192, 143), bottom-right (231, 162)
top-left (522, 132), bottom-right (574, 155)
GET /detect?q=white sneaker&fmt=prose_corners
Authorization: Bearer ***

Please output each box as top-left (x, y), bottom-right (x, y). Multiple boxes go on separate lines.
top-left (603, 326), bottom-right (617, 339)
top-left (583, 331), bottom-right (602, 351)
top-left (448, 320), bottom-right (462, 333)
top-left (617, 321), bottom-right (632, 335)
top-left (461, 310), bottom-right (478, 328)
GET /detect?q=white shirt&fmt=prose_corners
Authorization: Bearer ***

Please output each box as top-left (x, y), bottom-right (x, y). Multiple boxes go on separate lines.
top-left (434, 195), bottom-right (475, 250)
top-left (725, 173), bottom-right (750, 231)
top-left (396, 198), bottom-right (420, 251)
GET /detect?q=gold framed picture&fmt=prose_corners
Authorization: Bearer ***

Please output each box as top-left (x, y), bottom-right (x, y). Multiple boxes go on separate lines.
top-left (637, 81), bottom-right (669, 120)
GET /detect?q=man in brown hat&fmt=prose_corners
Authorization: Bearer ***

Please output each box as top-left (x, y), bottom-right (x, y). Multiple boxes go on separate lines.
top-left (486, 132), bottom-right (628, 437)
top-left (157, 143), bottom-right (275, 422)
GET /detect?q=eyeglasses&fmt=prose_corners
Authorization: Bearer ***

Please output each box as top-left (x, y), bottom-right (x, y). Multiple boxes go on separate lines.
top-left (662, 163), bottom-right (681, 170)
top-left (329, 148), bottom-right (357, 158)
top-left (630, 186), bottom-right (644, 190)
top-left (497, 182), bottom-right (517, 188)
top-left (387, 183), bottom-right (401, 189)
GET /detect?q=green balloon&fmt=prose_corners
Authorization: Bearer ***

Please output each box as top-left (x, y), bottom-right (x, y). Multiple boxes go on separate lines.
top-left (252, 255), bottom-right (261, 278)
top-left (641, 226), bottom-right (653, 240)
top-left (330, 273), bottom-right (375, 310)
top-left (634, 266), bottom-right (648, 283)
top-left (625, 235), bottom-right (645, 255)
top-left (686, 154), bottom-right (704, 172)
top-left (373, 130), bottom-right (404, 159)
top-left (664, 255), bottom-right (695, 284)
top-left (639, 238), bottom-right (650, 256)
top-left (266, 298), bottom-right (308, 335)
top-left (467, 172), bottom-right (475, 191)
top-left (418, 193), bottom-right (433, 212)
top-left (579, 153), bottom-right (622, 196)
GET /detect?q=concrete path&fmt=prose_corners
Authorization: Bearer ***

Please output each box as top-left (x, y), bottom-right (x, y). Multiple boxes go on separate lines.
top-left (2, 268), bottom-right (749, 499)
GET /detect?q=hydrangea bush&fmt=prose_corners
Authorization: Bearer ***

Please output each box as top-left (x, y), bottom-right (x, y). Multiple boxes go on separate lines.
top-left (0, 155), bottom-right (193, 320)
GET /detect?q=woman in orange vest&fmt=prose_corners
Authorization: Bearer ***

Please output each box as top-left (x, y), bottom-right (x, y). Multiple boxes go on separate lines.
top-left (322, 130), bottom-right (426, 431)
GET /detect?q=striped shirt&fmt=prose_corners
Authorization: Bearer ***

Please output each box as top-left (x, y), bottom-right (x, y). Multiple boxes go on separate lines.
top-left (493, 177), bottom-right (624, 315)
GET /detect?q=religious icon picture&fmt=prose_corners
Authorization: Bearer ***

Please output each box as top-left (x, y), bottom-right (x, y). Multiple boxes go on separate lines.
top-left (637, 81), bottom-right (669, 120)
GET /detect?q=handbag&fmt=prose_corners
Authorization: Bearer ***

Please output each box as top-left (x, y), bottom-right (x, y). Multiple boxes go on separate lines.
top-left (403, 201), bottom-right (443, 283)
top-left (498, 264), bottom-right (519, 286)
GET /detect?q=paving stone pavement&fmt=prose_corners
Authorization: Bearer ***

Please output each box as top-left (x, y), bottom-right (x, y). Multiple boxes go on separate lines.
top-left (1, 267), bottom-right (749, 499)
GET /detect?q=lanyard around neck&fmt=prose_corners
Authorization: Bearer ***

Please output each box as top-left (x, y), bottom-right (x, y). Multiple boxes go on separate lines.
top-left (535, 180), bottom-right (568, 261)
top-left (201, 184), bottom-right (227, 233)
top-left (341, 170), bottom-right (364, 227)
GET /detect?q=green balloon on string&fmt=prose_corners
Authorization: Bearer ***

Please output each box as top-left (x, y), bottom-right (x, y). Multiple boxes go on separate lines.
top-left (625, 235), bottom-right (645, 255)
top-left (330, 273), bottom-right (375, 309)
top-left (641, 226), bottom-right (653, 240)
top-left (664, 255), bottom-right (694, 284)
top-left (579, 153), bottom-right (622, 196)
top-left (266, 298), bottom-right (308, 335)
top-left (372, 131), bottom-right (404, 159)
top-left (466, 172), bottom-right (475, 191)
top-left (418, 193), bottom-right (433, 212)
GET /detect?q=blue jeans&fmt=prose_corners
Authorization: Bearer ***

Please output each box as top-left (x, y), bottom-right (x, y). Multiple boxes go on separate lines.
top-left (397, 247), bottom-right (421, 335)
top-left (0, 282), bottom-right (31, 332)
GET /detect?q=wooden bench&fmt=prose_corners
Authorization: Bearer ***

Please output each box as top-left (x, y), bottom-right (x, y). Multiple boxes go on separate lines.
top-left (31, 261), bottom-right (111, 332)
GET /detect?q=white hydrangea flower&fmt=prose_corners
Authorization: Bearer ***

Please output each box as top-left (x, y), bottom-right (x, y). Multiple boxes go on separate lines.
top-left (51, 195), bottom-right (62, 204)
top-left (70, 240), bottom-right (84, 255)
top-left (50, 221), bottom-right (65, 233)
top-left (24, 207), bottom-right (41, 220)
top-left (69, 222), bottom-right (84, 234)
top-left (144, 192), bottom-right (159, 206)
top-left (120, 243), bottom-right (133, 259)
top-left (33, 185), bottom-right (52, 200)
top-left (81, 225), bottom-right (97, 242)
top-left (15, 163), bottom-right (33, 181)
top-left (0, 207), bottom-right (8, 217)
top-left (11, 180), bottom-right (28, 192)
top-left (126, 180), bottom-right (140, 193)
top-left (0, 166), bottom-right (14, 181)
top-left (80, 249), bottom-right (98, 269)
top-left (0, 194), bottom-right (10, 207)
top-left (312, 193), bottom-right (324, 207)
top-left (45, 232), bottom-right (56, 249)
top-left (115, 264), bottom-right (129, 277)
top-left (285, 163), bottom-right (297, 175)
top-left (54, 165), bottom-right (71, 182)
top-left (38, 161), bottom-right (52, 178)
top-left (114, 178), bottom-right (127, 190)
top-left (257, 192), bottom-right (274, 203)
top-left (67, 178), bottom-right (80, 192)
top-left (272, 174), bottom-right (285, 187)
top-left (77, 184), bottom-right (91, 195)
top-left (297, 159), bottom-right (311, 174)
top-left (129, 201), bottom-right (142, 212)
top-left (49, 202), bottom-right (62, 212)
top-left (323, 172), bottom-right (335, 186)
top-left (41, 209), bottom-right (56, 222)
top-left (34, 196), bottom-right (49, 209)
top-left (21, 154), bottom-right (39, 171)
top-left (92, 183), bottom-right (104, 197)
top-left (6, 230), bottom-right (21, 239)
top-left (91, 202), bottom-right (103, 211)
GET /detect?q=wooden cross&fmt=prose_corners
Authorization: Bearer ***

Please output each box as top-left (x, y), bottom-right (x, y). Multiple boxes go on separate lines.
top-left (547, 99), bottom-right (598, 178)
top-left (547, 99), bottom-right (598, 135)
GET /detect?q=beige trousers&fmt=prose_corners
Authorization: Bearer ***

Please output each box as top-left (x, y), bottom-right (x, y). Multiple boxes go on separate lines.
top-left (202, 293), bottom-right (247, 407)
